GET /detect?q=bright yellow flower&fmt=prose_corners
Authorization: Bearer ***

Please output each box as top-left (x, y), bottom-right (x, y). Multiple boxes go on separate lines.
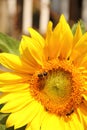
top-left (0, 15), bottom-right (87, 130)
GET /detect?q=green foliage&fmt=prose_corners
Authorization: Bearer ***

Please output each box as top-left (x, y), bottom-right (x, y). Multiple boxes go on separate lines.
top-left (0, 124), bottom-right (6, 130)
top-left (0, 33), bottom-right (20, 55)
top-left (0, 112), bottom-right (8, 130)
top-left (72, 20), bottom-right (86, 35)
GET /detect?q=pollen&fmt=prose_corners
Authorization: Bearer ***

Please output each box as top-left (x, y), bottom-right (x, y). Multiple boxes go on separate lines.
top-left (30, 59), bottom-right (84, 116)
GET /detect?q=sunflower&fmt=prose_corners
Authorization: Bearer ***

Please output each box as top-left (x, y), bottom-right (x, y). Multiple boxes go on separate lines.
top-left (0, 15), bottom-right (87, 130)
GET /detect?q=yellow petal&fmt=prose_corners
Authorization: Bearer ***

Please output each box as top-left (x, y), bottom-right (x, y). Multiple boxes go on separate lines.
top-left (59, 31), bottom-right (73, 59)
top-left (77, 54), bottom-right (87, 68)
top-left (25, 126), bottom-right (32, 130)
top-left (77, 108), bottom-right (85, 125)
top-left (28, 28), bottom-right (45, 48)
top-left (73, 23), bottom-right (82, 47)
top-left (19, 36), bottom-right (44, 68)
top-left (70, 32), bottom-right (87, 63)
top-left (41, 115), bottom-right (64, 130)
top-left (46, 22), bottom-right (61, 59)
top-left (40, 112), bottom-right (52, 130)
top-left (0, 53), bottom-right (36, 74)
top-left (6, 101), bottom-right (42, 129)
top-left (82, 94), bottom-right (87, 101)
top-left (44, 21), bottom-right (53, 60)
top-left (0, 72), bottom-right (29, 84)
top-left (0, 83), bottom-right (29, 92)
top-left (1, 93), bottom-right (33, 113)
top-left (79, 104), bottom-right (87, 128)
top-left (82, 94), bottom-right (87, 107)
top-left (69, 112), bottom-right (84, 130)
top-left (59, 15), bottom-right (73, 59)
top-left (0, 91), bottom-right (30, 104)
top-left (25, 106), bottom-right (44, 130)
top-left (44, 15), bottom-right (73, 60)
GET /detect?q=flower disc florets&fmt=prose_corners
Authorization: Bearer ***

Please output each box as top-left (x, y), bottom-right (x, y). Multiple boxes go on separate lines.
top-left (30, 59), bottom-right (83, 116)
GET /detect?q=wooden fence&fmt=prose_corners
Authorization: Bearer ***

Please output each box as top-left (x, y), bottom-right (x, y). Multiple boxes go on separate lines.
top-left (0, 0), bottom-right (87, 38)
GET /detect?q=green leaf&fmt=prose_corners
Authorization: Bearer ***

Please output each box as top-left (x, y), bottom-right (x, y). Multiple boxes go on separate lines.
top-left (6, 125), bottom-right (26, 130)
top-left (0, 33), bottom-right (20, 55)
top-left (0, 113), bottom-right (8, 122)
top-left (72, 20), bottom-right (86, 35)
top-left (6, 127), bottom-right (14, 130)
top-left (0, 124), bottom-right (6, 130)
top-left (0, 112), bottom-right (9, 130)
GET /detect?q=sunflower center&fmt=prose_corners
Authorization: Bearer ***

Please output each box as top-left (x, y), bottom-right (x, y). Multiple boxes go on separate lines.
top-left (30, 59), bottom-right (83, 116)
top-left (43, 70), bottom-right (71, 101)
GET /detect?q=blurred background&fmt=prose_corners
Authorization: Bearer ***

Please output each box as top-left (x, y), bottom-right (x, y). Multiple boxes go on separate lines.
top-left (0, 0), bottom-right (86, 39)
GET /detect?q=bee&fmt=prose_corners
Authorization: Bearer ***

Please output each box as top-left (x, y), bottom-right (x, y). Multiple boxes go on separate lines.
top-left (66, 109), bottom-right (74, 116)
top-left (38, 72), bottom-right (48, 78)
